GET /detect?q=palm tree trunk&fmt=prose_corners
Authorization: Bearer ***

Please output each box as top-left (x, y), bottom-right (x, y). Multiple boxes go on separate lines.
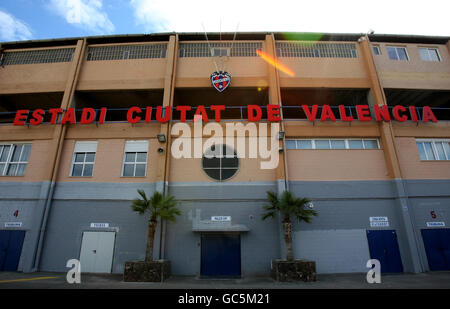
top-left (145, 219), bottom-right (157, 262)
top-left (283, 218), bottom-right (294, 261)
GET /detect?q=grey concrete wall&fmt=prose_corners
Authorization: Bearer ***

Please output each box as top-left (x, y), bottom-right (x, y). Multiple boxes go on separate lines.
top-left (293, 229), bottom-right (371, 273)
top-left (289, 179), bottom-right (450, 273)
top-left (164, 200), bottom-right (280, 276)
top-left (404, 179), bottom-right (450, 271)
top-left (289, 180), bottom-right (412, 272)
top-left (39, 182), bottom-right (157, 273)
top-left (166, 181), bottom-right (279, 276)
top-left (5, 178), bottom-right (448, 275)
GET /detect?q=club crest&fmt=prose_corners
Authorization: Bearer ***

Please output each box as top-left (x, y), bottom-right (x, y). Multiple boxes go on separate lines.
top-left (210, 71), bottom-right (231, 92)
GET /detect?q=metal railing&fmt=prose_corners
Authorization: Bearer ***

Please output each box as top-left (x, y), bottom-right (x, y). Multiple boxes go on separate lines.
top-left (1, 48), bottom-right (75, 65)
top-left (276, 42), bottom-right (358, 58)
top-left (178, 42), bottom-right (263, 58)
top-left (86, 44), bottom-right (167, 61)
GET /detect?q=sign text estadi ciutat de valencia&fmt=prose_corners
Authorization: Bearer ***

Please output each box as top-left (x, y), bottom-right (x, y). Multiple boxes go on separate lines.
top-left (12, 104), bottom-right (438, 125)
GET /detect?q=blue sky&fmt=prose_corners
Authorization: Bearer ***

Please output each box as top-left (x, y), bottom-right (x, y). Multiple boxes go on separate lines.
top-left (1, 0), bottom-right (449, 43)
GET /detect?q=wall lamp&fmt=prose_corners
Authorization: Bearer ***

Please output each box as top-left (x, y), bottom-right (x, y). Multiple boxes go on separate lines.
top-left (278, 131), bottom-right (285, 140)
top-left (157, 133), bottom-right (166, 143)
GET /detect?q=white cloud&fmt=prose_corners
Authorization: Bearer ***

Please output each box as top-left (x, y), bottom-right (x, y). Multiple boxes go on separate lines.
top-left (50, 0), bottom-right (114, 34)
top-left (0, 10), bottom-right (33, 41)
top-left (129, 0), bottom-right (450, 36)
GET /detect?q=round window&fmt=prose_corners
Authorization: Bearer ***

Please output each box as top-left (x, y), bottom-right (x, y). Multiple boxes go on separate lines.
top-left (202, 144), bottom-right (239, 181)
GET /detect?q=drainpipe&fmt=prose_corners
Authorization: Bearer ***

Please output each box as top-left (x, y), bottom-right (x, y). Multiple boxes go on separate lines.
top-left (31, 39), bottom-right (86, 271)
top-left (159, 34), bottom-right (178, 260)
top-left (32, 121), bottom-right (70, 271)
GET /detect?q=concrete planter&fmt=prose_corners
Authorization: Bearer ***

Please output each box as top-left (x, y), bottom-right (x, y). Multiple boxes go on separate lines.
top-left (123, 260), bottom-right (171, 282)
top-left (271, 259), bottom-right (316, 282)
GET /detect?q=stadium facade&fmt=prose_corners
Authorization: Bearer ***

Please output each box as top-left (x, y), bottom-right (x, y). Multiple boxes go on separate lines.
top-left (0, 32), bottom-right (449, 276)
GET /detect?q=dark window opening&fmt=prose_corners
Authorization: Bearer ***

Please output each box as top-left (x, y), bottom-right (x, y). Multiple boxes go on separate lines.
top-left (202, 144), bottom-right (239, 181)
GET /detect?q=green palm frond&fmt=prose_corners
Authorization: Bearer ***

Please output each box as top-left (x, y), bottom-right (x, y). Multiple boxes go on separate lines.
top-left (261, 191), bottom-right (279, 220)
top-left (131, 190), bottom-right (151, 215)
top-left (261, 190), bottom-right (318, 223)
top-left (131, 190), bottom-right (181, 222)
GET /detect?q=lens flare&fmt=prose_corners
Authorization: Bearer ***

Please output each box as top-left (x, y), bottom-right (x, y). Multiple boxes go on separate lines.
top-left (256, 49), bottom-right (295, 77)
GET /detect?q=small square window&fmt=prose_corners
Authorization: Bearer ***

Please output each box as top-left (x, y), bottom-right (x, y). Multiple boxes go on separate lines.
top-left (71, 164), bottom-right (83, 177)
top-left (285, 140), bottom-right (297, 149)
top-left (419, 47), bottom-right (440, 62)
top-left (122, 141), bottom-right (148, 177)
top-left (349, 140), bottom-right (364, 149)
top-left (315, 140), bottom-right (330, 149)
top-left (372, 46), bottom-right (381, 55)
top-left (123, 164), bottom-right (134, 177)
top-left (71, 142), bottom-right (97, 177)
top-left (363, 140), bottom-right (378, 149)
top-left (331, 140), bottom-right (346, 149)
top-left (0, 143), bottom-right (31, 176)
top-left (416, 140), bottom-right (450, 161)
top-left (387, 46), bottom-right (409, 61)
top-left (297, 140), bottom-right (312, 149)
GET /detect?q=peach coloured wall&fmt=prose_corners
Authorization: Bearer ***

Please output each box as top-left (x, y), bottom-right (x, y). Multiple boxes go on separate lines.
top-left (57, 138), bottom-right (159, 183)
top-left (372, 43), bottom-right (450, 89)
top-left (392, 122), bottom-right (450, 138)
top-left (277, 41), bottom-right (370, 88)
top-left (0, 63), bottom-right (71, 94)
top-left (284, 121), bottom-right (380, 138)
top-left (395, 137), bottom-right (450, 180)
top-left (77, 59), bottom-right (167, 90)
top-left (168, 136), bottom-right (276, 183)
top-left (0, 125), bottom-right (55, 141)
top-left (56, 123), bottom-right (163, 183)
top-left (64, 123), bottom-right (162, 140)
top-left (287, 149), bottom-right (390, 181)
top-left (176, 41), bottom-right (268, 88)
top-left (0, 139), bottom-right (54, 182)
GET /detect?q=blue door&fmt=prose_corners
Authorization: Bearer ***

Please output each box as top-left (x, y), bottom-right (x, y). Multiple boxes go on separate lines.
top-left (421, 229), bottom-right (450, 271)
top-left (201, 233), bottom-right (241, 278)
top-left (366, 230), bottom-right (403, 273)
top-left (0, 230), bottom-right (26, 271)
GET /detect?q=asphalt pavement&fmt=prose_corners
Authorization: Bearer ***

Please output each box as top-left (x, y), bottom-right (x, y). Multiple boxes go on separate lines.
top-left (0, 271), bottom-right (449, 289)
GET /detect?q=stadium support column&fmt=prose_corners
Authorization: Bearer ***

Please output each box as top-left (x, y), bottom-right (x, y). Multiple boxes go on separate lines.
top-left (265, 34), bottom-right (289, 260)
top-left (359, 35), bottom-right (424, 273)
top-left (155, 34), bottom-right (178, 260)
top-left (29, 39), bottom-right (87, 272)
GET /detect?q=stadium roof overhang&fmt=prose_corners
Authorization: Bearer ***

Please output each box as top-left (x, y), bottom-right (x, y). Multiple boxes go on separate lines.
top-left (1, 32), bottom-right (448, 50)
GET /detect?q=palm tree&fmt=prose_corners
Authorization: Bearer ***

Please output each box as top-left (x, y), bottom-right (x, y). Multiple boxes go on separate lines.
top-left (262, 190), bottom-right (318, 261)
top-left (131, 189), bottom-right (180, 262)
